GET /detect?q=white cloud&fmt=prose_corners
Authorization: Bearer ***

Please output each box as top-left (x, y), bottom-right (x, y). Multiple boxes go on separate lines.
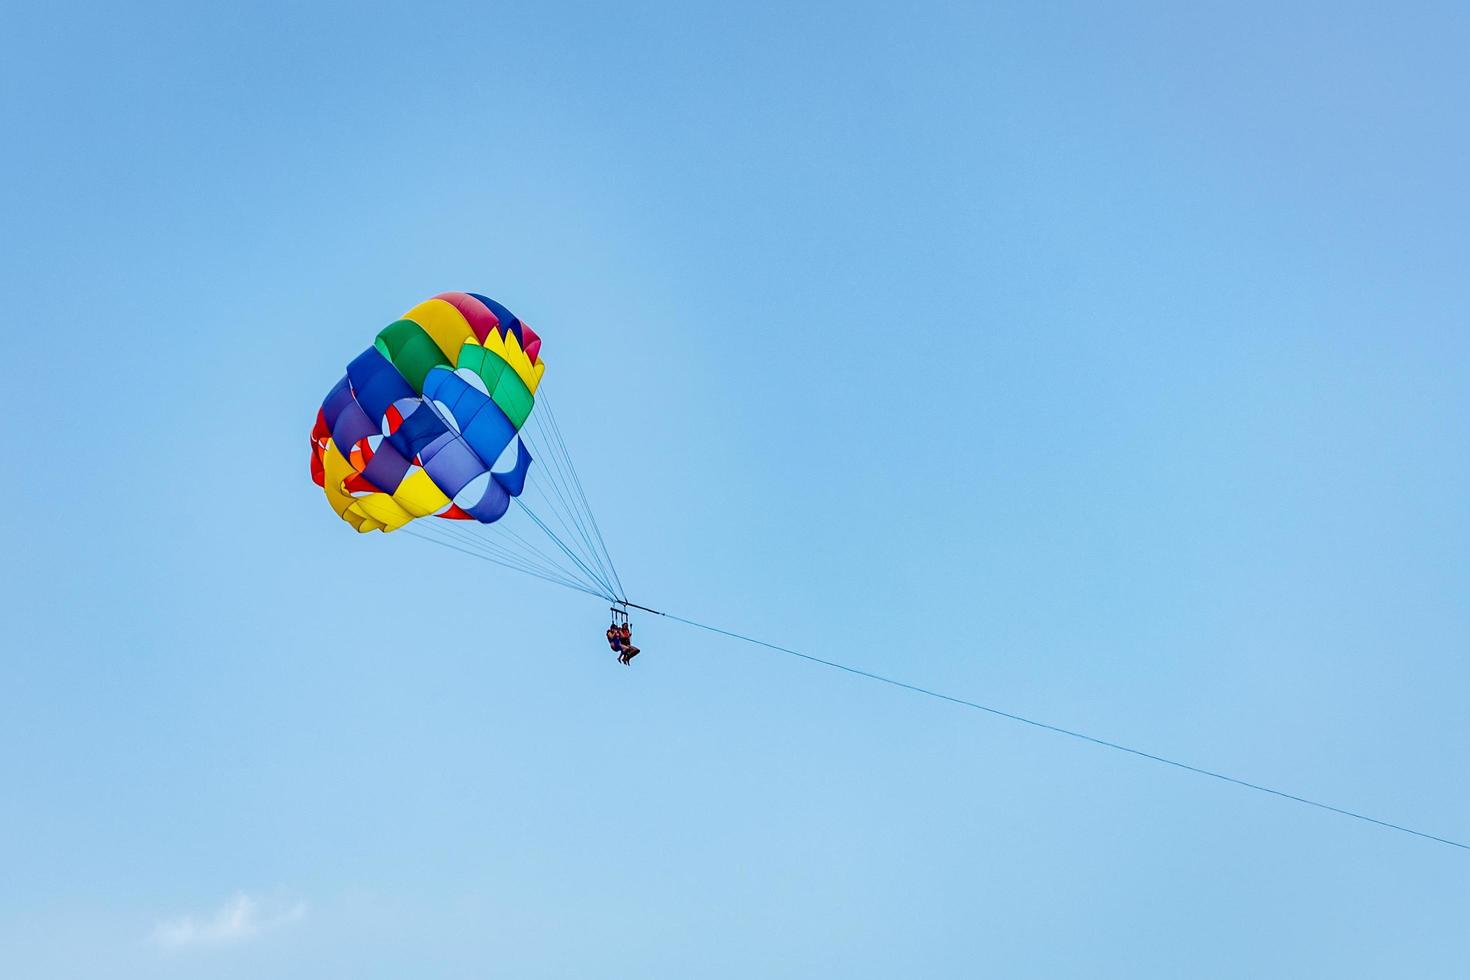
top-left (150, 893), bottom-right (306, 951)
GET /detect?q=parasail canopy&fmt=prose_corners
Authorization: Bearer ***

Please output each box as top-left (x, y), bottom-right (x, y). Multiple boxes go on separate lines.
top-left (310, 292), bottom-right (623, 601)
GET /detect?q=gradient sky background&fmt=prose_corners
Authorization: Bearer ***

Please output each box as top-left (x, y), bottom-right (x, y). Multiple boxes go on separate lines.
top-left (2, 2), bottom-right (1468, 977)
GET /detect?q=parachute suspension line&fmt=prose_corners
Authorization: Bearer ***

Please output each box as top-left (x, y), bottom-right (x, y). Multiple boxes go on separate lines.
top-left (400, 526), bottom-right (608, 600)
top-left (436, 486), bottom-right (609, 596)
top-left (520, 413), bottom-right (605, 587)
top-left (516, 498), bottom-right (618, 602)
top-left (535, 389), bottom-right (625, 600)
top-left (429, 520), bottom-right (605, 596)
top-left (409, 516), bottom-right (603, 595)
top-left (464, 519), bottom-right (605, 596)
top-left (408, 520), bottom-right (608, 599)
top-left (434, 507), bottom-right (577, 582)
top-left (516, 467), bottom-right (613, 597)
top-left (518, 398), bottom-right (619, 597)
top-left (505, 473), bottom-right (616, 598)
top-left (627, 607), bottom-right (1470, 854)
top-left (536, 390), bottom-right (624, 597)
top-left (502, 524), bottom-right (609, 598)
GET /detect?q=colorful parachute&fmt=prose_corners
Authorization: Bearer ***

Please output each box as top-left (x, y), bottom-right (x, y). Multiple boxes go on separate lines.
top-left (310, 292), bottom-right (546, 533)
top-left (311, 292), bottom-right (625, 602)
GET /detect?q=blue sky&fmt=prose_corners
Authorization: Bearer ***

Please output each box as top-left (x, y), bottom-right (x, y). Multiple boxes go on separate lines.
top-left (2, 1), bottom-right (1467, 976)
